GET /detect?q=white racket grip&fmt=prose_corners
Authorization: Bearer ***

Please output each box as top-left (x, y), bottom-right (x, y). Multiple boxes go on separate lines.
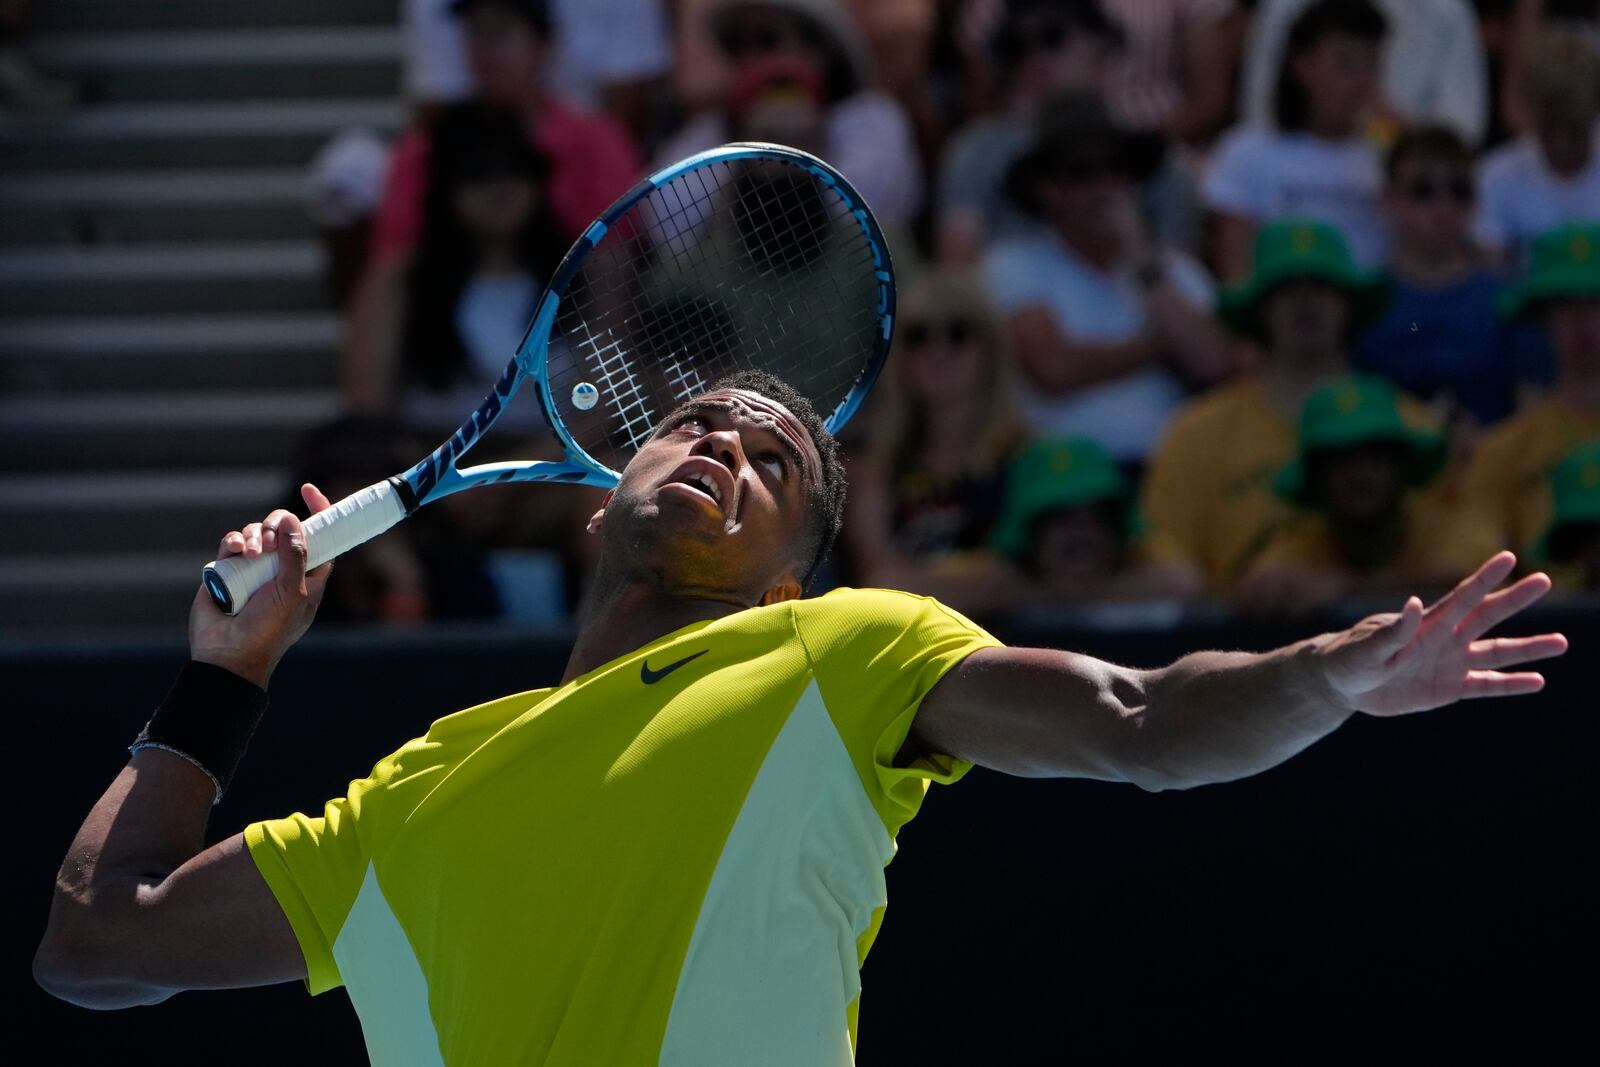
top-left (202, 478), bottom-right (409, 615)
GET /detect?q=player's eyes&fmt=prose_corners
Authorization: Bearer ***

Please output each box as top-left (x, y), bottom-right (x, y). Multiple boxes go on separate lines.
top-left (674, 415), bottom-right (709, 434)
top-left (758, 452), bottom-right (787, 479)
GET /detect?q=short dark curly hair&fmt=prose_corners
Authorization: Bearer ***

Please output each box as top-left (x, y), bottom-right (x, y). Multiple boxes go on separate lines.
top-left (695, 369), bottom-right (848, 590)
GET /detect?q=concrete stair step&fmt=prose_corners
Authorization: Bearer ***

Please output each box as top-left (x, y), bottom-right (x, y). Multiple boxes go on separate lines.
top-left (0, 241), bottom-right (328, 315)
top-left (0, 98), bottom-right (402, 171)
top-left (0, 552), bottom-right (203, 631)
top-left (37, 0), bottom-right (398, 33)
top-left (0, 469), bottom-right (285, 555)
top-left (0, 313), bottom-right (341, 392)
top-left (32, 28), bottom-right (401, 103)
top-left (0, 169), bottom-right (312, 245)
top-left (0, 389), bottom-right (339, 471)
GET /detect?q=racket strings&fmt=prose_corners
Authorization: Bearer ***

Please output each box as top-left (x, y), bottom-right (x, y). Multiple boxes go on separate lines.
top-left (548, 155), bottom-right (884, 473)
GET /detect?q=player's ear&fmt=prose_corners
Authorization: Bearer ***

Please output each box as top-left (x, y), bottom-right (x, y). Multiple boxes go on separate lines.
top-left (759, 569), bottom-right (803, 606)
top-left (586, 490), bottom-right (614, 535)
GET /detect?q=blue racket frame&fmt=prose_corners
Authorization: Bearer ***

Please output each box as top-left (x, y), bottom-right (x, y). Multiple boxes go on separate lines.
top-left (387, 142), bottom-right (896, 518)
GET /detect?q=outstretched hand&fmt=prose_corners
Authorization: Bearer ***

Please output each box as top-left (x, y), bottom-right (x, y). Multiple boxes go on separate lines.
top-left (1316, 552), bottom-right (1568, 716)
top-left (188, 483), bottom-right (334, 688)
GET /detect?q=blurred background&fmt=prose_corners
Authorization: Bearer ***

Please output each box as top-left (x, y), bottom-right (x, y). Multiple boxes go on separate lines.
top-left (2, 0), bottom-right (1594, 1061)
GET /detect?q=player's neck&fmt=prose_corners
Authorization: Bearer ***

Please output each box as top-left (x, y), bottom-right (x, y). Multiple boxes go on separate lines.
top-left (561, 572), bottom-right (746, 685)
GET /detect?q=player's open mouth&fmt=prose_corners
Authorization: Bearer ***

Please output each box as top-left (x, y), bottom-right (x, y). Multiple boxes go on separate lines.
top-left (662, 460), bottom-right (736, 521)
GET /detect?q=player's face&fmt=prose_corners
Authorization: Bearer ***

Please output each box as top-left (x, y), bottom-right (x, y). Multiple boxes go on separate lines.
top-left (598, 389), bottom-right (822, 600)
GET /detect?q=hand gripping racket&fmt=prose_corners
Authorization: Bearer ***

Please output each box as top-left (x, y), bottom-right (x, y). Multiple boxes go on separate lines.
top-left (203, 142), bottom-right (896, 613)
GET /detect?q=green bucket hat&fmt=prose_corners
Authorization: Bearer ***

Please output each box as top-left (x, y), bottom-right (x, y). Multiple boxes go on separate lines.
top-left (1534, 441), bottom-right (1600, 562)
top-left (1274, 375), bottom-right (1448, 505)
top-left (1498, 224), bottom-right (1600, 321)
top-left (991, 437), bottom-right (1133, 559)
top-left (1217, 219), bottom-right (1390, 342)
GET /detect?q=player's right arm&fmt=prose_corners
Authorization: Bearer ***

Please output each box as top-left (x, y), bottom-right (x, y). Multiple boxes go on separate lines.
top-left (34, 488), bottom-right (331, 1008)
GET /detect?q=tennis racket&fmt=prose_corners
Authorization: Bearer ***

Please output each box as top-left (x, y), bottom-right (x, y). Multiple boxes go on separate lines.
top-left (202, 141), bottom-right (895, 614)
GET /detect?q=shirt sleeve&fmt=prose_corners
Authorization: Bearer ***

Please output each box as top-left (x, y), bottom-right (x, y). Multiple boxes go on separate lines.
top-left (791, 589), bottom-right (1003, 833)
top-left (244, 689), bottom-right (547, 994)
top-left (244, 745), bottom-right (411, 995)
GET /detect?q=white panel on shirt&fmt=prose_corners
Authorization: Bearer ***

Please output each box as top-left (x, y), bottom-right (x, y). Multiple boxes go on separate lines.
top-left (659, 680), bottom-right (894, 1067)
top-left (334, 864), bottom-right (447, 1067)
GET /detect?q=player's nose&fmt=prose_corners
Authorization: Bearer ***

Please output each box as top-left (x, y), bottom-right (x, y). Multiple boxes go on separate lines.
top-left (692, 427), bottom-right (746, 472)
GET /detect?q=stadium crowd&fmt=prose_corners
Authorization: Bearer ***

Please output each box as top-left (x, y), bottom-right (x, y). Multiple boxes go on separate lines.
top-left (289, 0), bottom-right (1600, 625)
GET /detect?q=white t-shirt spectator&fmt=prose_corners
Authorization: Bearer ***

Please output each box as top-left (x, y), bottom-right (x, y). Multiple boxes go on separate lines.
top-left (980, 233), bottom-right (1216, 462)
top-left (655, 92), bottom-right (924, 229)
top-left (545, 0), bottom-right (673, 111)
top-left (1203, 125), bottom-right (1387, 267)
top-left (402, 0), bottom-right (672, 110)
top-left (1101, 0), bottom-right (1238, 132)
top-left (1237, 0), bottom-right (1487, 146)
top-left (1474, 122), bottom-right (1600, 258)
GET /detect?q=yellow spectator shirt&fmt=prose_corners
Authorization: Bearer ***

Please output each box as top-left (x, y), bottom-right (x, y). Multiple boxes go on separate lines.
top-left (1466, 397), bottom-right (1600, 555)
top-left (1248, 498), bottom-right (1500, 578)
top-left (1142, 375), bottom-right (1449, 593)
top-left (245, 588), bottom-right (1001, 1066)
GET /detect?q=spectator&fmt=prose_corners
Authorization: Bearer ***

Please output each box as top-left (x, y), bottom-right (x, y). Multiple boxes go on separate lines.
top-left (401, 0), bottom-right (673, 140)
top-left (939, 0), bottom-right (1208, 260)
top-left (991, 436), bottom-right (1202, 599)
top-left (726, 54), bottom-right (828, 153)
top-left (1100, 0), bottom-right (1244, 147)
top-left (1237, 375), bottom-right (1495, 615)
top-left (841, 0), bottom-right (945, 172)
top-left (938, 0), bottom-right (1123, 257)
top-left (1474, 25), bottom-right (1600, 262)
top-left (1142, 219), bottom-right (1401, 593)
top-left (1469, 224), bottom-right (1600, 556)
top-left (1355, 125), bottom-right (1545, 426)
top-left (401, 104), bottom-right (569, 432)
top-left (343, 0), bottom-right (642, 412)
top-left (1204, 0), bottom-right (1389, 281)
top-left (1533, 441), bottom-right (1600, 593)
top-left (1498, 0), bottom-right (1600, 138)
top-left (981, 91), bottom-right (1234, 464)
top-left (1237, 0), bottom-right (1488, 145)
top-left (656, 0), bottom-right (925, 230)
top-left (841, 271), bottom-right (1027, 612)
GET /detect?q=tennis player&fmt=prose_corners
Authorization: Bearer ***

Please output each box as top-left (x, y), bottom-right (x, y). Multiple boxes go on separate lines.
top-left (37, 372), bottom-right (1566, 1065)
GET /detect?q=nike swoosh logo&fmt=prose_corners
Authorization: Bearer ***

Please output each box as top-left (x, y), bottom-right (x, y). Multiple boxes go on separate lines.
top-left (640, 648), bottom-right (710, 685)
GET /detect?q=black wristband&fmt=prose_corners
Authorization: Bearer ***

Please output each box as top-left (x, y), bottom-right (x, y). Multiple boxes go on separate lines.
top-left (129, 661), bottom-right (268, 805)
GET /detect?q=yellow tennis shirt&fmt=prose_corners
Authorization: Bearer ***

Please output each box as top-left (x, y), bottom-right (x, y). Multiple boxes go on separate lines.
top-left (245, 588), bottom-right (1001, 1066)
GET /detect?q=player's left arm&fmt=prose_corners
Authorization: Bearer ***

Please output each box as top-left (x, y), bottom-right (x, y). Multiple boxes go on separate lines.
top-left (908, 553), bottom-right (1568, 791)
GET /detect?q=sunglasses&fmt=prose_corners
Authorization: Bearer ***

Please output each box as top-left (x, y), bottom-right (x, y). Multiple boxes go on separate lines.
top-left (1400, 176), bottom-right (1473, 203)
top-left (904, 320), bottom-right (975, 347)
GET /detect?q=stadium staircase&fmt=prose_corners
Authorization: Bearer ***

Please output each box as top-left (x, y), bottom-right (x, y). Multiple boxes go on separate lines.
top-left (0, 0), bottom-right (404, 634)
